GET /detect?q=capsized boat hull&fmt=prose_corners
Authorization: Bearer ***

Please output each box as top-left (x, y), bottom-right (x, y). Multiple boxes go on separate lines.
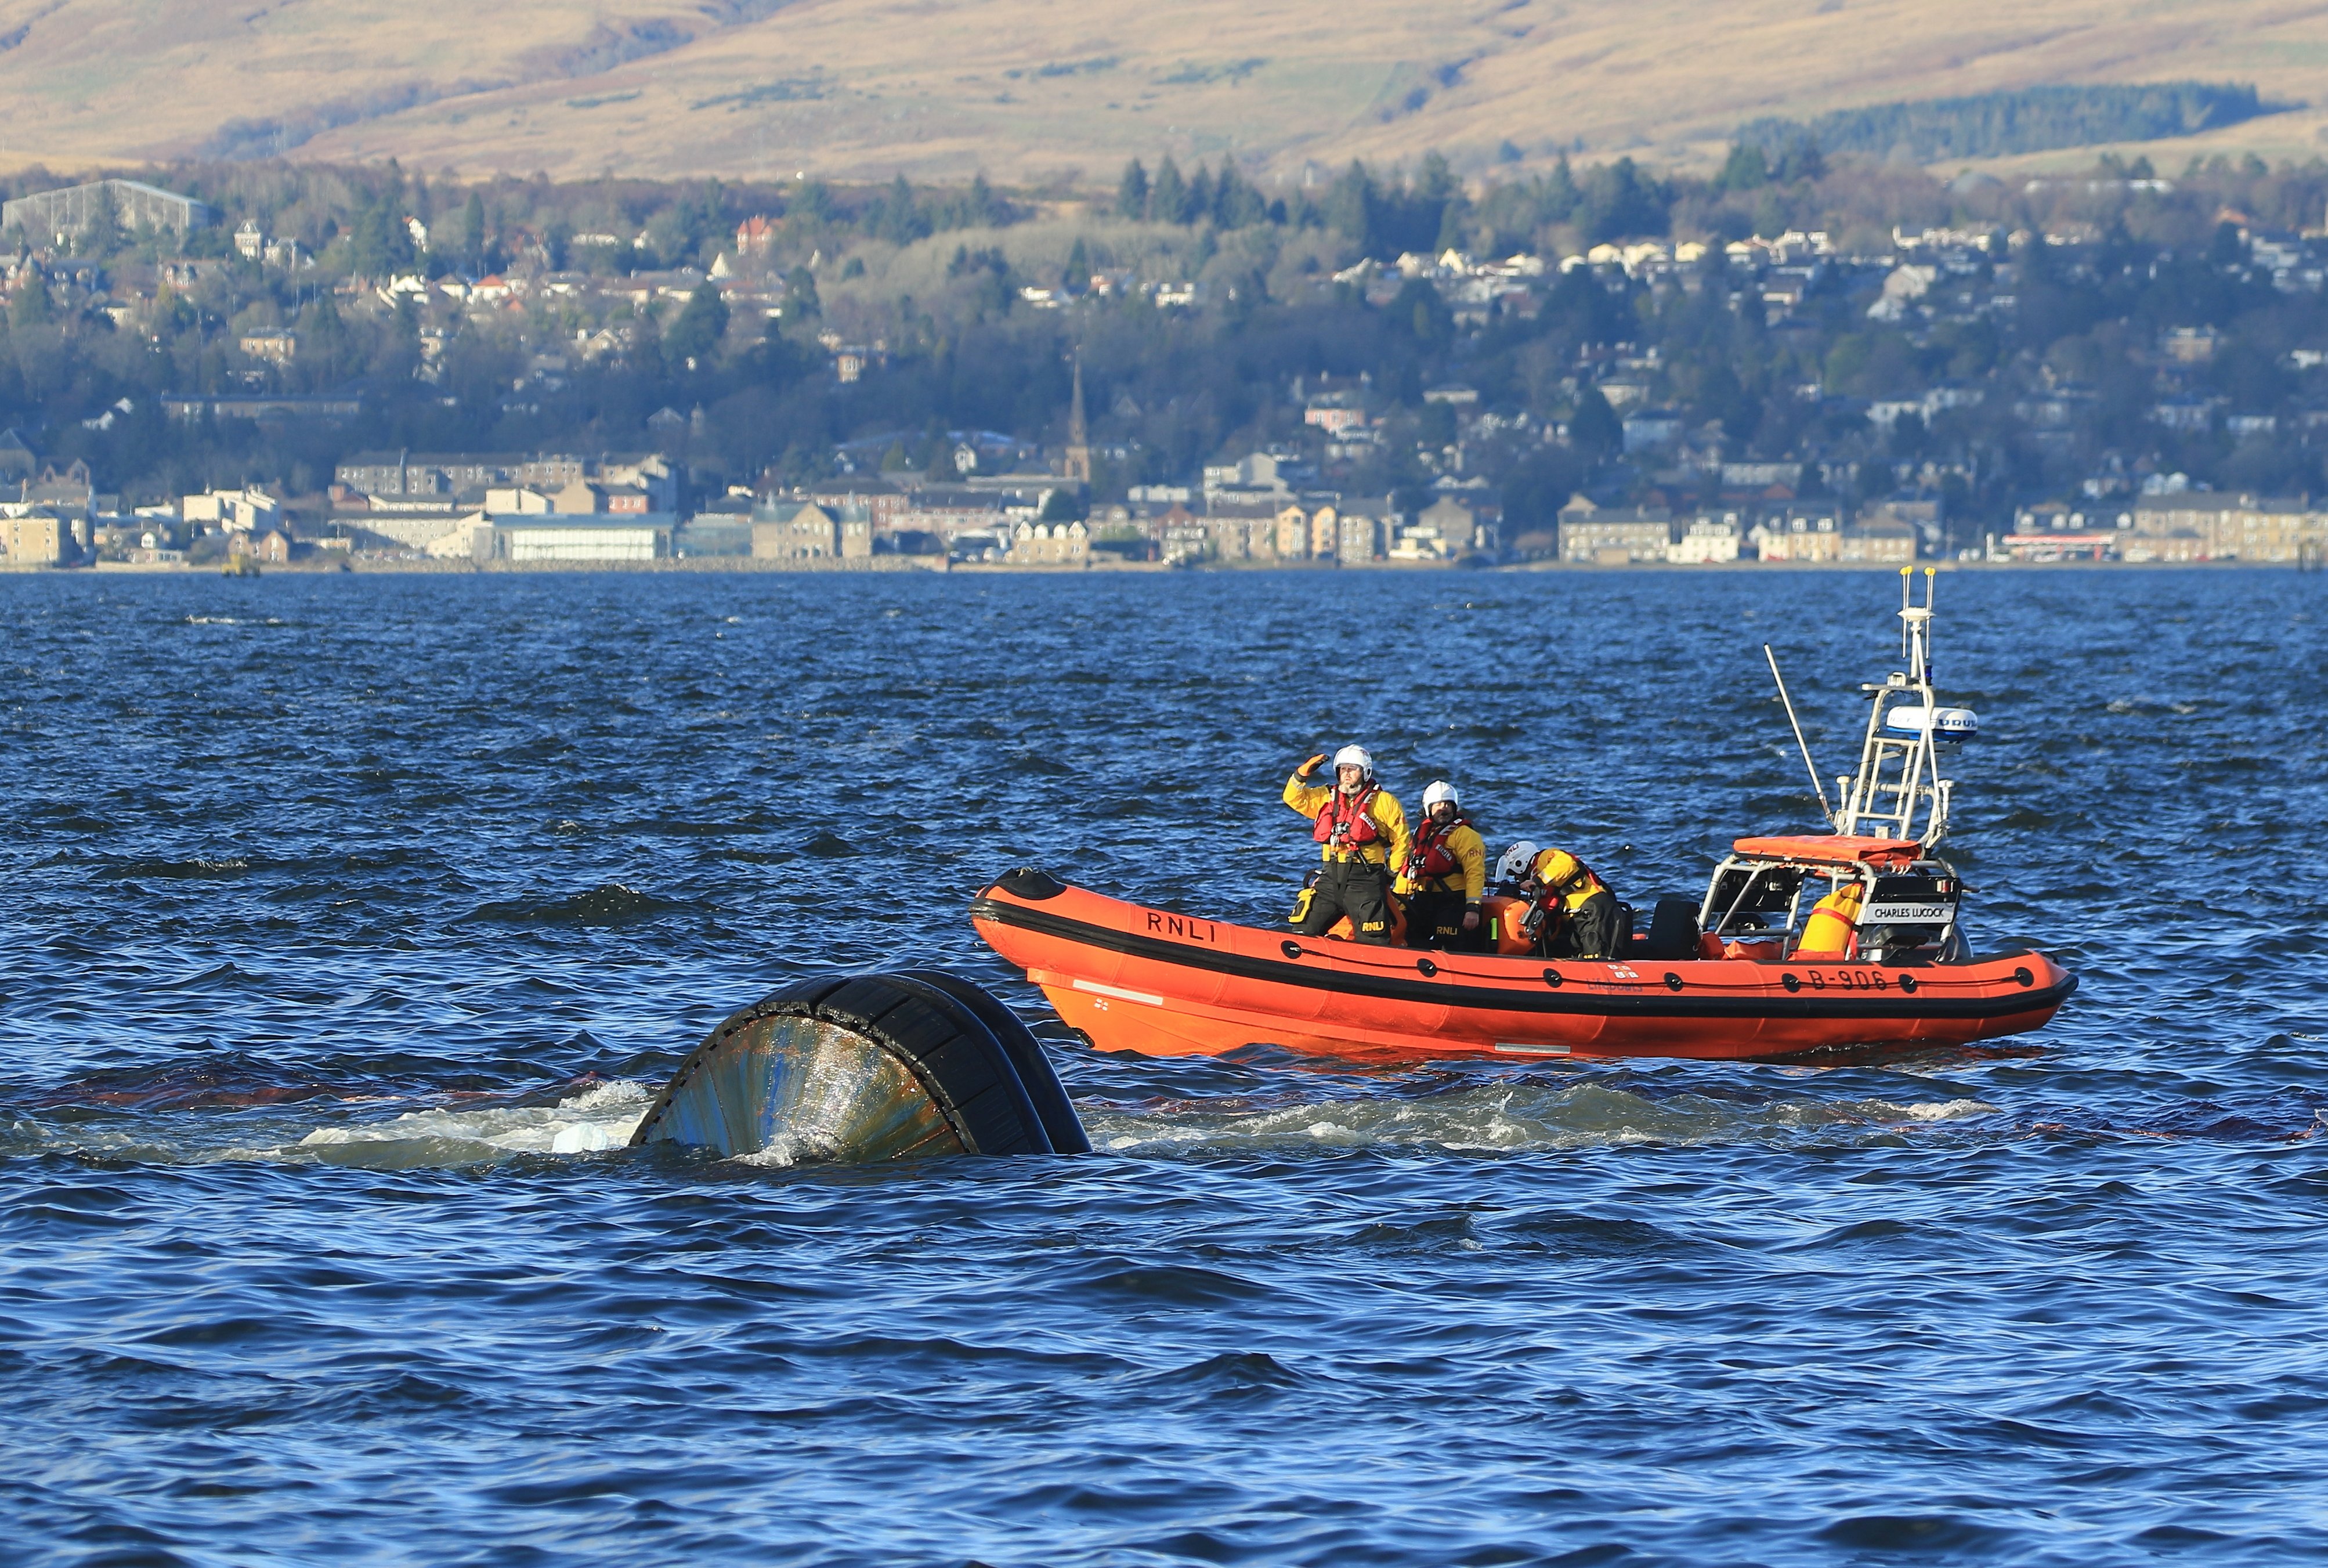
top-left (970, 873), bottom-right (2077, 1064)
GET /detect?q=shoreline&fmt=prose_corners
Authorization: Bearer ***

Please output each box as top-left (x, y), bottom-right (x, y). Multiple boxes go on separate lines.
top-left (11, 557), bottom-right (2312, 576)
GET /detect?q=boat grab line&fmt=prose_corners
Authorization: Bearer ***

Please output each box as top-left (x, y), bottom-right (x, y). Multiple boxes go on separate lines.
top-left (974, 897), bottom-right (2076, 1023)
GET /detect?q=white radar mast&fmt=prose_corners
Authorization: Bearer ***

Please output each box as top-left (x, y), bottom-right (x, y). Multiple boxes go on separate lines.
top-left (1834, 566), bottom-right (1973, 847)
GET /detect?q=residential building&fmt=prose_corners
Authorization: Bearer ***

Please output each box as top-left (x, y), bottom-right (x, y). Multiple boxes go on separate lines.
top-left (1203, 452), bottom-right (1295, 500)
top-left (2120, 530), bottom-right (2208, 563)
top-left (1621, 408), bottom-right (1684, 453)
top-left (238, 333), bottom-right (297, 365)
top-left (23, 459), bottom-right (93, 515)
top-left (1337, 509), bottom-right (1383, 565)
top-left (2128, 495), bottom-right (2328, 559)
top-left (1308, 507), bottom-right (1339, 560)
top-left (1201, 509), bottom-right (1259, 562)
top-left (182, 487), bottom-right (281, 534)
top-left (2160, 326), bottom-right (2220, 363)
top-left (551, 480), bottom-right (609, 514)
top-left (1389, 523), bottom-right (1453, 561)
top-left (334, 451), bottom-right (679, 512)
top-left (1274, 504), bottom-right (1311, 559)
top-left (227, 528), bottom-right (295, 564)
top-left (753, 501), bottom-right (841, 559)
top-left (1559, 498), bottom-right (1672, 562)
top-left (2210, 497), bottom-right (2326, 560)
top-left (1197, 498), bottom-right (1277, 562)
top-left (1668, 515), bottom-right (1743, 563)
top-left (1008, 520), bottom-right (1089, 565)
top-left (0, 510), bottom-right (70, 565)
top-left (485, 487), bottom-right (557, 515)
top-left (164, 391), bottom-right (362, 421)
top-left (1840, 521), bottom-right (1918, 562)
top-left (1153, 505), bottom-right (1208, 565)
top-left (803, 478), bottom-right (910, 533)
top-left (1416, 496), bottom-right (1483, 554)
top-left (1754, 516), bottom-right (1843, 562)
top-left (1859, 497), bottom-right (1942, 554)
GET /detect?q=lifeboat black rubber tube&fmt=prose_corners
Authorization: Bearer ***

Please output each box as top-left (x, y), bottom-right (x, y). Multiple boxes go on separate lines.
top-left (970, 891), bottom-right (2077, 1024)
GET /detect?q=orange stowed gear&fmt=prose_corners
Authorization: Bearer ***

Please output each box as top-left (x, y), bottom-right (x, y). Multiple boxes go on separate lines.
top-left (1794, 879), bottom-right (1864, 959)
top-left (1480, 894), bottom-right (1535, 955)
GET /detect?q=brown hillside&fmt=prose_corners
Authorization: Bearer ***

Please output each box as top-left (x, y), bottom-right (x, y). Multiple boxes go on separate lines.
top-left (1, 0), bottom-right (2325, 182)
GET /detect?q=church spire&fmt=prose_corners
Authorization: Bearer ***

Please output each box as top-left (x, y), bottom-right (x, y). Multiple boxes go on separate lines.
top-left (1064, 352), bottom-right (1091, 485)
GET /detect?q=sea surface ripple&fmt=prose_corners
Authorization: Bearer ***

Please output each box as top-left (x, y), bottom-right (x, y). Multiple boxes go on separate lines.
top-left (1, 568), bottom-right (2323, 1566)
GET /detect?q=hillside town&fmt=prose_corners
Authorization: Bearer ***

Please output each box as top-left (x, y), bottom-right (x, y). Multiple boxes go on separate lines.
top-left (3, 162), bottom-right (2328, 569)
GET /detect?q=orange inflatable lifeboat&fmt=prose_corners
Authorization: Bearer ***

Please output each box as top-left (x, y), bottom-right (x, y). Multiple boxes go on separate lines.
top-left (970, 866), bottom-right (2075, 1064)
top-left (971, 570), bottom-right (2077, 1065)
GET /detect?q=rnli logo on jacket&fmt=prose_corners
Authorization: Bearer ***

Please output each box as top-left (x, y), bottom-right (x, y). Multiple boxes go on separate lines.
top-left (1147, 912), bottom-right (1221, 944)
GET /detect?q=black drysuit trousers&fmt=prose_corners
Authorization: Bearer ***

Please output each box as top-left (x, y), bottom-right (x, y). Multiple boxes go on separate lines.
top-left (1295, 858), bottom-right (1393, 944)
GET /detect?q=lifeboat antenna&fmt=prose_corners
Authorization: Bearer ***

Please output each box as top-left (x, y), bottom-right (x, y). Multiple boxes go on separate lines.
top-left (1836, 567), bottom-right (1955, 847)
top-left (1763, 644), bottom-right (1838, 829)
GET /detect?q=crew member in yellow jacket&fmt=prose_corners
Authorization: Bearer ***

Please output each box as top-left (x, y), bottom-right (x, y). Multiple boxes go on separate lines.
top-left (1396, 779), bottom-right (1487, 949)
top-left (1284, 745), bottom-right (1409, 945)
top-left (1494, 840), bottom-right (1623, 959)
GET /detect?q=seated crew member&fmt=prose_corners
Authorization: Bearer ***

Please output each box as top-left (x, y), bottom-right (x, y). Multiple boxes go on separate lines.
top-left (1396, 779), bottom-right (1487, 950)
top-left (1284, 745), bottom-right (1409, 945)
top-left (1494, 840), bottom-right (1624, 959)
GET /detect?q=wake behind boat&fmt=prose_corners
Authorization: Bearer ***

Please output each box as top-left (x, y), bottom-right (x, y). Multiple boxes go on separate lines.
top-left (973, 570), bottom-right (2077, 1064)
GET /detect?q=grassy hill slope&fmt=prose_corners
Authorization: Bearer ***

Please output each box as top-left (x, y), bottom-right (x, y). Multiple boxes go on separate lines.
top-left (2, 0), bottom-right (2327, 182)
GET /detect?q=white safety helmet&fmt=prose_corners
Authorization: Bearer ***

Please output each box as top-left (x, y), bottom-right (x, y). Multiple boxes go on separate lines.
top-left (1496, 840), bottom-right (1541, 884)
top-left (1332, 744), bottom-right (1375, 778)
top-left (1421, 780), bottom-right (1460, 811)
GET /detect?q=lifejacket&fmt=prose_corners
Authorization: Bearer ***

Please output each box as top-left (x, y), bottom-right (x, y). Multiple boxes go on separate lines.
top-left (1402, 814), bottom-right (1468, 884)
top-left (1311, 783), bottom-right (1382, 851)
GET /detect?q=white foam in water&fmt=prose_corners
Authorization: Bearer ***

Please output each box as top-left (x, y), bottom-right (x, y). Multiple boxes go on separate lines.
top-left (1892, 1097), bottom-right (1993, 1121)
top-left (1085, 1084), bottom-right (2000, 1157)
top-left (287, 1080), bottom-right (650, 1165)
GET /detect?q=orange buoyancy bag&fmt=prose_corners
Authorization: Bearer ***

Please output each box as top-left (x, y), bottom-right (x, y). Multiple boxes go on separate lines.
top-left (1403, 815), bottom-right (1465, 881)
top-left (1480, 894), bottom-right (1534, 955)
top-left (1795, 880), bottom-right (1864, 958)
top-left (1312, 785), bottom-right (1382, 850)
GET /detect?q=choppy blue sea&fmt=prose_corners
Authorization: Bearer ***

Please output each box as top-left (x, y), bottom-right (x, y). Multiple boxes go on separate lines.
top-left (1, 566), bottom-right (2323, 1566)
